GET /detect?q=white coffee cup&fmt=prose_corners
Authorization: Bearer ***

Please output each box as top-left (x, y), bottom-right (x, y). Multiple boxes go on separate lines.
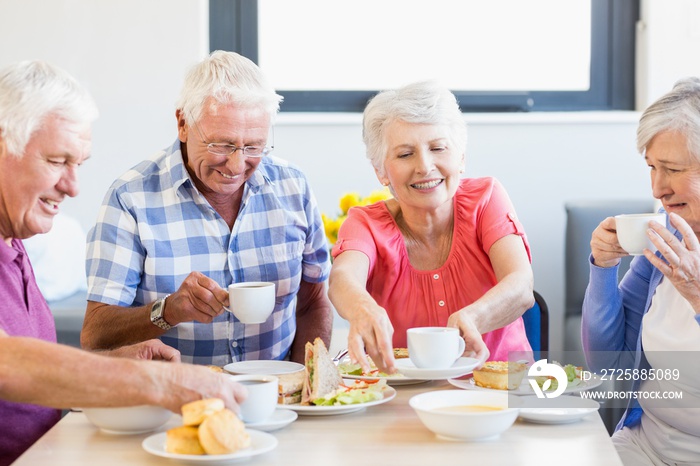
top-left (224, 282), bottom-right (276, 324)
top-left (228, 374), bottom-right (278, 424)
top-left (407, 327), bottom-right (466, 369)
top-left (615, 213), bottom-right (667, 255)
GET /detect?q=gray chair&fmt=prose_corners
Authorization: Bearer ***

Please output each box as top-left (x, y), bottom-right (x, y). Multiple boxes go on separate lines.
top-left (564, 199), bottom-right (655, 434)
top-left (49, 290), bottom-right (88, 348)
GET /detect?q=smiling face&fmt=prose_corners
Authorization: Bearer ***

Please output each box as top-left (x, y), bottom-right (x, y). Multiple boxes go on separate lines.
top-left (378, 120), bottom-right (464, 214)
top-left (646, 130), bottom-right (700, 236)
top-left (0, 114), bottom-right (91, 243)
top-left (178, 101), bottom-right (271, 203)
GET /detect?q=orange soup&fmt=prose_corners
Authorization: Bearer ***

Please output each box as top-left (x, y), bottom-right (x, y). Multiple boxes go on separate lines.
top-left (432, 405), bottom-right (504, 413)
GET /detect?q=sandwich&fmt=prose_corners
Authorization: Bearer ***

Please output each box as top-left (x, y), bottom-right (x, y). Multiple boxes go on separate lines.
top-left (277, 370), bottom-right (304, 405)
top-left (301, 338), bottom-right (343, 405)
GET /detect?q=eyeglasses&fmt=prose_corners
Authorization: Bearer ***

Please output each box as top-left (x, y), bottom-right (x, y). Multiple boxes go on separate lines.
top-left (188, 112), bottom-right (274, 158)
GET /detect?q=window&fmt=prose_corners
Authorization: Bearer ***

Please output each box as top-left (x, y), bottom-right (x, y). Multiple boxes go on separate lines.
top-left (210, 0), bottom-right (638, 112)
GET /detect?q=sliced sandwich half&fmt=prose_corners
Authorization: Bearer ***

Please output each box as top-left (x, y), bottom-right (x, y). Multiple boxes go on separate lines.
top-left (277, 370), bottom-right (304, 405)
top-left (301, 337), bottom-right (343, 405)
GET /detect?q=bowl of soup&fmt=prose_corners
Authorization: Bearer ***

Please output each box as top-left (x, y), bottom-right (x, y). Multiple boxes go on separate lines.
top-left (409, 390), bottom-right (521, 441)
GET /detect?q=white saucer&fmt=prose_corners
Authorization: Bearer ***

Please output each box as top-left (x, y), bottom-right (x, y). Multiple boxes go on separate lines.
top-left (518, 396), bottom-right (600, 424)
top-left (394, 357), bottom-right (480, 380)
top-left (223, 360), bottom-right (304, 375)
top-left (245, 408), bottom-right (297, 431)
top-left (448, 373), bottom-right (604, 396)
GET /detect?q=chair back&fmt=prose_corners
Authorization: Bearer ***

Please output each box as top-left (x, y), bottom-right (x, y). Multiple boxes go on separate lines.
top-left (564, 199), bottom-right (656, 322)
top-left (522, 290), bottom-right (549, 360)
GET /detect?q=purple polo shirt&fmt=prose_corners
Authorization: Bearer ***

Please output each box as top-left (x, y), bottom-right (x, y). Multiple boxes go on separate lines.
top-left (0, 239), bottom-right (60, 466)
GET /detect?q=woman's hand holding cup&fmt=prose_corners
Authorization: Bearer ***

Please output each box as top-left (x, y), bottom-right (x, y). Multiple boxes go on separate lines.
top-left (591, 213), bottom-right (667, 268)
top-left (645, 212), bottom-right (700, 310)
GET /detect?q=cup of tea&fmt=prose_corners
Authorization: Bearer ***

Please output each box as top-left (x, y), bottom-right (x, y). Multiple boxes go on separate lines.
top-left (228, 374), bottom-right (278, 424)
top-left (407, 327), bottom-right (466, 369)
top-left (224, 282), bottom-right (276, 324)
top-left (615, 213), bottom-right (667, 255)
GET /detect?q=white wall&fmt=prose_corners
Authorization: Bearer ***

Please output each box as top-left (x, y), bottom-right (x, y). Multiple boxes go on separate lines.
top-left (0, 0), bottom-right (208, 229)
top-left (637, 0), bottom-right (700, 108)
top-left (0, 0), bottom-right (691, 358)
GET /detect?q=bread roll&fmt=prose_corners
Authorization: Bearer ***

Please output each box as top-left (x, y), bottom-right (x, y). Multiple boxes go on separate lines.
top-left (198, 409), bottom-right (251, 455)
top-left (181, 398), bottom-right (225, 426)
top-left (166, 426), bottom-right (205, 455)
top-left (472, 361), bottom-right (527, 390)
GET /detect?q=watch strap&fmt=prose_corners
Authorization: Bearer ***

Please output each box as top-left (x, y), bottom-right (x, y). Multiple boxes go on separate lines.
top-left (150, 294), bottom-right (172, 330)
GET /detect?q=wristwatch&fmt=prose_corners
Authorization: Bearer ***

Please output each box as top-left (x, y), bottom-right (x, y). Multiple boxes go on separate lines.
top-left (150, 294), bottom-right (172, 331)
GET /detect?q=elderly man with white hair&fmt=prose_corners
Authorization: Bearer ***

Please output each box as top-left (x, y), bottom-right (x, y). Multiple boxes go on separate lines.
top-left (0, 61), bottom-right (246, 466)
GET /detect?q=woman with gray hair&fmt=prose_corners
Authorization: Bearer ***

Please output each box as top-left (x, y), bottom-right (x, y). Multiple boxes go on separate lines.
top-left (328, 81), bottom-right (534, 374)
top-left (584, 78), bottom-right (700, 464)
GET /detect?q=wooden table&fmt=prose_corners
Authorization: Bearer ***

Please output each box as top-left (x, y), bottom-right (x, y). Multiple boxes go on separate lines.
top-left (15, 380), bottom-right (623, 466)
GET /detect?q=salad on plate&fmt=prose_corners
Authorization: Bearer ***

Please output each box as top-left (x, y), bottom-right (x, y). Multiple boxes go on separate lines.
top-left (533, 362), bottom-right (584, 392)
top-left (311, 379), bottom-right (388, 406)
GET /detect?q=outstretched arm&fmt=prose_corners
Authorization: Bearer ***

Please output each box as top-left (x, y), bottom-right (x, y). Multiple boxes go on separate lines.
top-left (0, 330), bottom-right (246, 413)
top-left (329, 250), bottom-right (395, 374)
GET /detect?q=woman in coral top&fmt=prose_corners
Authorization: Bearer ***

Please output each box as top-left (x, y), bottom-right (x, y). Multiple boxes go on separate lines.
top-left (329, 81), bottom-right (534, 374)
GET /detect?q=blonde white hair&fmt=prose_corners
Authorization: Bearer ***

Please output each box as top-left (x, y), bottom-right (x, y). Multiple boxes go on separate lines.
top-left (362, 81), bottom-right (467, 177)
top-left (637, 77), bottom-right (700, 159)
top-left (0, 60), bottom-right (98, 156)
top-left (177, 50), bottom-right (283, 126)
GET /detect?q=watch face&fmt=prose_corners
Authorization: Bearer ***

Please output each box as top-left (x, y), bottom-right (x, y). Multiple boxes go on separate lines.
top-left (150, 298), bottom-right (172, 330)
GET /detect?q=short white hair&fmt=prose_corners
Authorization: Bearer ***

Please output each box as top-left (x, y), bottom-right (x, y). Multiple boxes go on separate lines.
top-left (176, 50), bottom-right (283, 125)
top-left (0, 60), bottom-right (98, 156)
top-left (637, 77), bottom-right (700, 160)
top-left (362, 81), bottom-right (467, 177)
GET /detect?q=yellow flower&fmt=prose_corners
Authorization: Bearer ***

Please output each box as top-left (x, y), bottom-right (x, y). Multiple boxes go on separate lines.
top-left (323, 189), bottom-right (392, 246)
top-left (361, 188), bottom-right (392, 206)
top-left (322, 213), bottom-right (338, 245)
top-left (339, 192), bottom-right (361, 215)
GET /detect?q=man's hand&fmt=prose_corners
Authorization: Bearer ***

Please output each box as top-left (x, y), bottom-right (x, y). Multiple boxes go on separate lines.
top-left (105, 339), bottom-right (180, 362)
top-left (165, 271), bottom-right (229, 325)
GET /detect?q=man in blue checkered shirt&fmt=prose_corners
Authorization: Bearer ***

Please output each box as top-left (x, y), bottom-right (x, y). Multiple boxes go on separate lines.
top-left (80, 51), bottom-right (332, 366)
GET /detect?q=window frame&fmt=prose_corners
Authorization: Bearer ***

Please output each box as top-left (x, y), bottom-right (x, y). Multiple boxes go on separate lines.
top-left (209, 0), bottom-right (639, 112)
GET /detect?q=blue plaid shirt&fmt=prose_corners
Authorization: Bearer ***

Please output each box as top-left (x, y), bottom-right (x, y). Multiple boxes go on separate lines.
top-left (86, 140), bottom-right (330, 365)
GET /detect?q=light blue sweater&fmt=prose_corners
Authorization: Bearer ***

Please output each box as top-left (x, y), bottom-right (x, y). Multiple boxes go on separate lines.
top-left (582, 226), bottom-right (700, 431)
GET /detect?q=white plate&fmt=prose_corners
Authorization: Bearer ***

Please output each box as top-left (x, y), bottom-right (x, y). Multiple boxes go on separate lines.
top-left (448, 373), bottom-right (603, 396)
top-left (223, 360), bottom-right (304, 375)
top-left (340, 373), bottom-right (429, 386)
top-left (394, 357), bottom-right (480, 380)
top-left (337, 357), bottom-right (429, 386)
top-left (142, 429), bottom-right (277, 465)
top-left (278, 386), bottom-right (397, 416)
top-left (244, 408), bottom-right (297, 432)
top-left (518, 395), bottom-right (600, 424)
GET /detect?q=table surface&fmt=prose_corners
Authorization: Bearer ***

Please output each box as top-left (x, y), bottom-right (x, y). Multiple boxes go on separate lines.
top-left (15, 380), bottom-right (623, 466)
